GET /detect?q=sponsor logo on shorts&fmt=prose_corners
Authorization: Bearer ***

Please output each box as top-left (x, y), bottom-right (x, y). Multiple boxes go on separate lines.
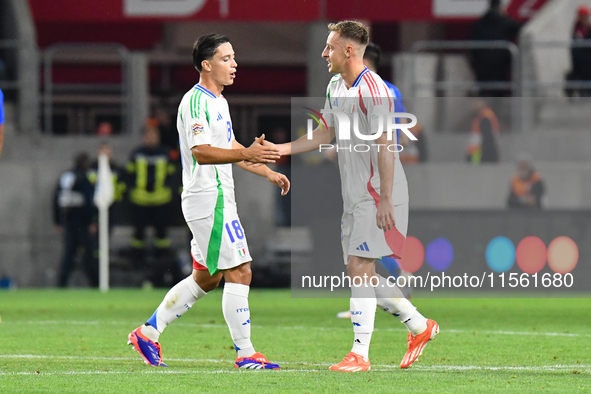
top-left (356, 242), bottom-right (370, 252)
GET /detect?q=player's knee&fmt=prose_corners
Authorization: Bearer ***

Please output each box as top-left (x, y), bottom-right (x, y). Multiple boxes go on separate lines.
top-left (346, 257), bottom-right (374, 278)
top-left (239, 262), bottom-right (252, 276)
top-left (346, 263), bottom-right (361, 277)
top-left (223, 262), bottom-right (252, 285)
top-left (192, 270), bottom-right (222, 292)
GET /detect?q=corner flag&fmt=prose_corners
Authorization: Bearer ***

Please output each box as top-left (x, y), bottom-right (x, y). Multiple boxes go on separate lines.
top-left (94, 154), bottom-right (114, 292)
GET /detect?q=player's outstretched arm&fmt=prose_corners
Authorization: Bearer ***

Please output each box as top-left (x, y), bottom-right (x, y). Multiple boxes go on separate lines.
top-left (270, 125), bottom-right (335, 156)
top-left (375, 133), bottom-right (396, 231)
top-left (191, 134), bottom-right (280, 165)
top-left (232, 140), bottom-right (290, 195)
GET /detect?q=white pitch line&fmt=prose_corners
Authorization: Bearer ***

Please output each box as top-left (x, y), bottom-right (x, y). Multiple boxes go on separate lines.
top-left (0, 355), bottom-right (589, 373)
top-left (0, 355), bottom-right (233, 364)
top-left (445, 329), bottom-right (591, 338)
top-left (0, 369), bottom-right (323, 376)
top-left (411, 365), bottom-right (591, 372)
top-left (0, 366), bottom-right (589, 376)
top-left (3, 320), bottom-right (590, 338)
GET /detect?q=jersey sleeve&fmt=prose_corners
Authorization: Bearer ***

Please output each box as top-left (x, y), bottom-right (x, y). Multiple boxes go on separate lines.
top-left (183, 91), bottom-right (212, 148)
top-left (323, 81), bottom-right (335, 128)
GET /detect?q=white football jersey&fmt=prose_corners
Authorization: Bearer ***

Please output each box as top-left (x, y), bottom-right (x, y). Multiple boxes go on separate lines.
top-left (323, 68), bottom-right (408, 213)
top-left (177, 84), bottom-right (236, 222)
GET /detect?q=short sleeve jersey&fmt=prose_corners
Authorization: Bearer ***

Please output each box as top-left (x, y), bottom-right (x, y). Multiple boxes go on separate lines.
top-left (177, 84), bottom-right (236, 222)
top-left (323, 68), bottom-right (408, 213)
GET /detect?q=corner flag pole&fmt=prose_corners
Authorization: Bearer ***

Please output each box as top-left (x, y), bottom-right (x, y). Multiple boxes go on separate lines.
top-left (94, 154), bottom-right (114, 292)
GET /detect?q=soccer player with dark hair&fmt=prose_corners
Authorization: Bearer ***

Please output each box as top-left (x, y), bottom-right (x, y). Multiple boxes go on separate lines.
top-left (274, 20), bottom-right (438, 371)
top-left (363, 42), bottom-right (403, 101)
top-left (128, 33), bottom-right (289, 369)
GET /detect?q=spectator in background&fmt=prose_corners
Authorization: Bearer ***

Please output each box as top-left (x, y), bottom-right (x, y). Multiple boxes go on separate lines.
top-left (126, 123), bottom-right (179, 285)
top-left (567, 5), bottom-right (591, 97)
top-left (469, 0), bottom-right (521, 97)
top-left (466, 97), bottom-right (500, 164)
top-left (96, 121), bottom-right (113, 136)
top-left (507, 155), bottom-right (545, 209)
top-left (53, 152), bottom-right (98, 287)
top-left (0, 87), bottom-right (4, 158)
top-left (155, 108), bottom-right (180, 161)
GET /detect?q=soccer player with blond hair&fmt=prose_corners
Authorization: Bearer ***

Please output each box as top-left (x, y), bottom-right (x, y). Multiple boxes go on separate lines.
top-left (274, 21), bottom-right (439, 371)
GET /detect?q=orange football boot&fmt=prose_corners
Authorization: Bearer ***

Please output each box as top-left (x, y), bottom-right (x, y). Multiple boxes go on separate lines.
top-left (329, 352), bottom-right (371, 372)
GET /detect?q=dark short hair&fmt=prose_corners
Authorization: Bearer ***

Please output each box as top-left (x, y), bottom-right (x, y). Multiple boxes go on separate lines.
top-left (363, 42), bottom-right (381, 70)
top-left (192, 33), bottom-right (230, 72)
top-left (327, 20), bottom-right (369, 46)
top-left (489, 0), bottom-right (501, 10)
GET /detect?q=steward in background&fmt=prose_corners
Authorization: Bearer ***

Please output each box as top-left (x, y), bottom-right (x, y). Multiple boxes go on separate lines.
top-left (126, 122), bottom-right (181, 286)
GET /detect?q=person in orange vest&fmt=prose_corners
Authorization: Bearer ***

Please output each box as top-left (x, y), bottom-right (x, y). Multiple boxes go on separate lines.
top-left (466, 97), bottom-right (499, 164)
top-left (507, 155), bottom-right (545, 209)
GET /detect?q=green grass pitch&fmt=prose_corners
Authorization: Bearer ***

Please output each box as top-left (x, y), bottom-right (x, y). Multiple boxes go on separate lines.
top-left (0, 289), bottom-right (590, 393)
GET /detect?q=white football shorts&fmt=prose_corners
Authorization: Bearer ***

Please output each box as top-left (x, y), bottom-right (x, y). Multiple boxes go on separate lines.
top-left (187, 204), bottom-right (252, 275)
top-left (341, 201), bottom-right (409, 264)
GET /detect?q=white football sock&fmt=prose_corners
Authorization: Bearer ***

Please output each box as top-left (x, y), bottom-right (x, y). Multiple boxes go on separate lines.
top-left (222, 282), bottom-right (255, 358)
top-left (375, 275), bottom-right (427, 336)
top-left (350, 284), bottom-right (377, 359)
top-left (401, 309), bottom-right (429, 336)
top-left (143, 275), bottom-right (207, 342)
